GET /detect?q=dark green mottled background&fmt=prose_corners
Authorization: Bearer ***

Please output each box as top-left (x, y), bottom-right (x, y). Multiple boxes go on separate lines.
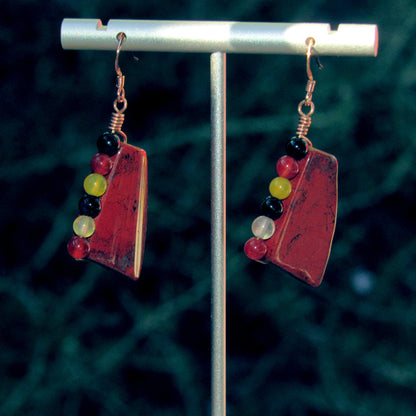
top-left (1, 1), bottom-right (415, 415)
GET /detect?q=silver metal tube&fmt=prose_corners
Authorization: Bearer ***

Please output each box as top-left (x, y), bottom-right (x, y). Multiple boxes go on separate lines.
top-left (61, 19), bottom-right (378, 56)
top-left (210, 52), bottom-right (226, 416)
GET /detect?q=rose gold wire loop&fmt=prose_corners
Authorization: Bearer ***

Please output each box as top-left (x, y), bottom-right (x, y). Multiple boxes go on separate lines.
top-left (113, 97), bottom-right (128, 114)
top-left (298, 99), bottom-right (315, 117)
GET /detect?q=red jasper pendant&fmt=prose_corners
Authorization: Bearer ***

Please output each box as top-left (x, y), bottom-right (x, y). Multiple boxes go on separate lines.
top-left (264, 148), bottom-right (337, 287)
top-left (86, 142), bottom-right (148, 280)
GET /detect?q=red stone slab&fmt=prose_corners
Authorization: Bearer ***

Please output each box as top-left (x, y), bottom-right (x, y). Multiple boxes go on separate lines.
top-left (263, 147), bottom-right (337, 287)
top-left (87, 142), bottom-right (148, 280)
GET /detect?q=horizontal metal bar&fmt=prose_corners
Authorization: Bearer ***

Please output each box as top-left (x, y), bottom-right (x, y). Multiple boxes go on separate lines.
top-left (61, 19), bottom-right (378, 56)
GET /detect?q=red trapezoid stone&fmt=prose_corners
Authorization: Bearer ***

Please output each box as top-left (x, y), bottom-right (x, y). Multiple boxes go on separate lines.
top-left (87, 141), bottom-right (148, 280)
top-left (263, 147), bottom-right (338, 287)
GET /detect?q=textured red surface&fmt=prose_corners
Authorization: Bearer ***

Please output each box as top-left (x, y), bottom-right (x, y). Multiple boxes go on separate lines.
top-left (88, 142), bottom-right (148, 280)
top-left (264, 148), bottom-right (338, 287)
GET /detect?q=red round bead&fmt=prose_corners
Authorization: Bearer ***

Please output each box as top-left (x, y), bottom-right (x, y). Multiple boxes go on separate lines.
top-left (244, 237), bottom-right (267, 260)
top-left (91, 153), bottom-right (113, 176)
top-left (67, 235), bottom-right (90, 260)
top-left (276, 155), bottom-right (299, 179)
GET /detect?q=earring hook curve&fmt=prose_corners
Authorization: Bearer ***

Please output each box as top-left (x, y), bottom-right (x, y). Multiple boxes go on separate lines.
top-left (115, 32), bottom-right (127, 77)
top-left (305, 37), bottom-right (315, 81)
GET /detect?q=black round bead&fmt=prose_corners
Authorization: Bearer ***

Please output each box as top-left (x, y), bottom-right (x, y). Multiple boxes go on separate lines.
top-left (261, 196), bottom-right (283, 220)
top-left (285, 137), bottom-right (308, 160)
top-left (97, 132), bottom-right (120, 156)
top-left (79, 195), bottom-right (102, 218)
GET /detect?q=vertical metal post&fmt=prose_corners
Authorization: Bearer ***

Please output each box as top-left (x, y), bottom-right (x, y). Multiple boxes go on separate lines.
top-left (210, 52), bottom-right (227, 416)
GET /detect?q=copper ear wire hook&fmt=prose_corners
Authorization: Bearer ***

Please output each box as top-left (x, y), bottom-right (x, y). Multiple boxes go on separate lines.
top-left (299, 37), bottom-right (316, 114)
top-left (113, 32), bottom-right (127, 114)
top-left (110, 32), bottom-right (128, 142)
top-left (115, 32), bottom-right (126, 77)
top-left (295, 37), bottom-right (318, 146)
top-left (305, 37), bottom-right (315, 81)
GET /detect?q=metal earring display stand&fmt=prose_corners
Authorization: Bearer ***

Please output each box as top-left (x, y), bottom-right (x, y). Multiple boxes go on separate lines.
top-left (61, 19), bottom-right (378, 416)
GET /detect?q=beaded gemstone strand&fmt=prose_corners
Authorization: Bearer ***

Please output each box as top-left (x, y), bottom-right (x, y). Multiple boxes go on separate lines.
top-left (67, 132), bottom-right (121, 260)
top-left (244, 136), bottom-right (309, 261)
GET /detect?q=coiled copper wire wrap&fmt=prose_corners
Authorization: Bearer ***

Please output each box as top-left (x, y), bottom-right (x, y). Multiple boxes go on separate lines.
top-left (109, 110), bottom-right (127, 142)
top-left (109, 109), bottom-right (125, 134)
top-left (295, 78), bottom-right (316, 145)
top-left (296, 111), bottom-right (312, 139)
top-left (108, 97), bottom-right (128, 142)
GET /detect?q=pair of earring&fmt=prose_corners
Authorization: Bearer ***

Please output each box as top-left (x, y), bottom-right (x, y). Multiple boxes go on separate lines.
top-left (67, 35), bottom-right (337, 287)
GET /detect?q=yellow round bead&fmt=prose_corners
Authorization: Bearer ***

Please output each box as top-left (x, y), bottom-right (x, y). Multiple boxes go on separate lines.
top-left (83, 173), bottom-right (107, 197)
top-left (269, 177), bottom-right (292, 200)
top-left (73, 215), bottom-right (96, 238)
